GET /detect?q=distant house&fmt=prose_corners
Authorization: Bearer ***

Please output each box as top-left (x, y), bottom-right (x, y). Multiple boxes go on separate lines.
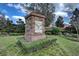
top-left (63, 23), bottom-right (71, 29)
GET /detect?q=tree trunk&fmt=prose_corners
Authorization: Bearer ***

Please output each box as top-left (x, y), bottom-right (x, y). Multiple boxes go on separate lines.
top-left (75, 27), bottom-right (79, 40)
top-left (72, 21), bottom-right (79, 40)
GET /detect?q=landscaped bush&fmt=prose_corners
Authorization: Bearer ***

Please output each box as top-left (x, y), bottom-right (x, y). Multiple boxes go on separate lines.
top-left (45, 27), bottom-right (61, 35)
top-left (63, 33), bottom-right (79, 42)
top-left (9, 33), bottom-right (24, 36)
top-left (51, 27), bottom-right (61, 35)
top-left (0, 32), bottom-right (24, 36)
top-left (45, 27), bottom-right (52, 35)
top-left (64, 36), bottom-right (79, 42)
top-left (71, 34), bottom-right (77, 38)
top-left (16, 38), bottom-right (57, 54)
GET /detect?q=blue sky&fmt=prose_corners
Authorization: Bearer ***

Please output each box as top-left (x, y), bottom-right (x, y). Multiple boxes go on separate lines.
top-left (0, 3), bottom-right (26, 24)
top-left (0, 4), bottom-right (25, 16)
top-left (54, 3), bottom-right (79, 25)
top-left (0, 3), bottom-right (78, 25)
top-left (54, 3), bottom-right (79, 24)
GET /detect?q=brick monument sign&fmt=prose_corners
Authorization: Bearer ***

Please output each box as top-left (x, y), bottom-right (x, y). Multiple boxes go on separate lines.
top-left (25, 12), bottom-right (46, 42)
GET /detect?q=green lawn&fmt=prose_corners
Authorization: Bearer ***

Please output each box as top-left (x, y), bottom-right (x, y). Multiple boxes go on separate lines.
top-left (26, 35), bottom-right (79, 56)
top-left (0, 36), bottom-right (23, 55)
top-left (0, 35), bottom-right (79, 56)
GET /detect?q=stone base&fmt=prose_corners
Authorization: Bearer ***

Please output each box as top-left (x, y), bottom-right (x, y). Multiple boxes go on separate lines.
top-left (25, 34), bottom-right (46, 42)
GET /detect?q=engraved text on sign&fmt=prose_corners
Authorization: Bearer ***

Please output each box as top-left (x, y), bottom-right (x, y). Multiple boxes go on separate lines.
top-left (35, 20), bottom-right (43, 33)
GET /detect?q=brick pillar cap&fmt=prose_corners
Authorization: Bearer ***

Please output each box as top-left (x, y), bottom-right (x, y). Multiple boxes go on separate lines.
top-left (25, 12), bottom-right (46, 19)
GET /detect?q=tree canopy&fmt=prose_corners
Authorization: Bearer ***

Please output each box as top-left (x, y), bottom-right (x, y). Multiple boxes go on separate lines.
top-left (55, 16), bottom-right (64, 27)
top-left (22, 3), bottom-right (55, 27)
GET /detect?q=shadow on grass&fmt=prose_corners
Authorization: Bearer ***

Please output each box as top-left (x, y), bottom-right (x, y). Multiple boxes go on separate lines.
top-left (62, 35), bottom-right (79, 42)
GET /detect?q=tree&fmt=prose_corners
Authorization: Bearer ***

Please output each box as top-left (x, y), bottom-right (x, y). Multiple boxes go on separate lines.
top-left (21, 3), bottom-right (55, 27)
top-left (55, 16), bottom-right (64, 27)
top-left (16, 19), bottom-right (25, 33)
top-left (0, 12), bottom-right (7, 32)
top-left (5, 18), bottom-right (14, 33)
top-left (73, 8), bottom-right (79, 17)
top-left (70, 8), bottom-right (79, 40)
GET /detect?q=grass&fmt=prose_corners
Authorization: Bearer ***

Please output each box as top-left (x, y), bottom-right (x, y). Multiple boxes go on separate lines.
top-left (16, 37), bottom-right (57, 55)
top-left (48, 35), bottom-right (79, 56)
top-left (0, 36), bottom-right (17, 48)
top-left (0, 35), bottom-right (79, 55)
top-left (0, 35), bottom-right (23, 55)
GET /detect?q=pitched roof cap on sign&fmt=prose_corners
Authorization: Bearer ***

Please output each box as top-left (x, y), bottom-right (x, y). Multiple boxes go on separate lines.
top-left (25, 12), bottom-right (46, 19)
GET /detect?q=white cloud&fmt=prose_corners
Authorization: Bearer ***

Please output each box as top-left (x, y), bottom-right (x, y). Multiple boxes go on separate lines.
top-left (15, 4), bottom-right (27, 14)
top-left (64, 22), bottom-right (70, 25)
top-left (64, 7), bottom-right (73, 12)
top-left (13, 4), bottom-right (32, 14)
top-left (7, 3), bottom-right (26, 14)
top-left (21, 4), bottom-right (32, 14)
top-left (12, 4), bottom-right (27, 14)
top-left (2, 9), bottom-right (8, 14)
top-left (55, 3), bottom-right (65, 12)
top-left (5, 15), bottom-right (9, 19)
top-left (19, 6), bottom-right (27, 14)
top-left (7, 4), bottom-right (14, 7)
top-left (53, 11), bottom-right (68, 24)
top-left (59, 3), bottom-right (65, 11)
top-left (5, 15), bottom-right (12, 20)
top-left (14, 4), bottom-right (21, 9)
top-left (53, 11), bottom-right (68, 17)
top-left (12, 16), bottom-right (25, 23)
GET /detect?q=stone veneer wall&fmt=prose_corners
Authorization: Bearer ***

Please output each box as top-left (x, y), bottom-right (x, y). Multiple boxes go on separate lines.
top-left (25, 12), bottom-right (46, 42)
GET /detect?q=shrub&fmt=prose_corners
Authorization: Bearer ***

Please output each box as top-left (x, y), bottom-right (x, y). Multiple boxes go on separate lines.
top-left (45, 27), bottom-right (52, 35)
top-left (45, 27), bottom-right (61, 35)
top-left (51, 27), bottom-right (61, 35)
top-left (9, 33), bottom-right (24, 36)
top-left (16, 38), bottom-right (57, 54)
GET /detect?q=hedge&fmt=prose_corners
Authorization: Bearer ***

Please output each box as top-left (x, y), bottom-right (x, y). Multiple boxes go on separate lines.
top-left (16, 38), bottom-right (57, 54)
top-left (9, 33), bottom-right (24, 36)
top-left (45, 27), bottom-right (61, 35)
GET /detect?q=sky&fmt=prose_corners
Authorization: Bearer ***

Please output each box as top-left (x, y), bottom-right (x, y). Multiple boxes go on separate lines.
top-left (0, 3), bottom-right (26, 24)
top-left (54, 3), bottom-right (79, 24)
top-left (0, 3), bottom-right (79, 24)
